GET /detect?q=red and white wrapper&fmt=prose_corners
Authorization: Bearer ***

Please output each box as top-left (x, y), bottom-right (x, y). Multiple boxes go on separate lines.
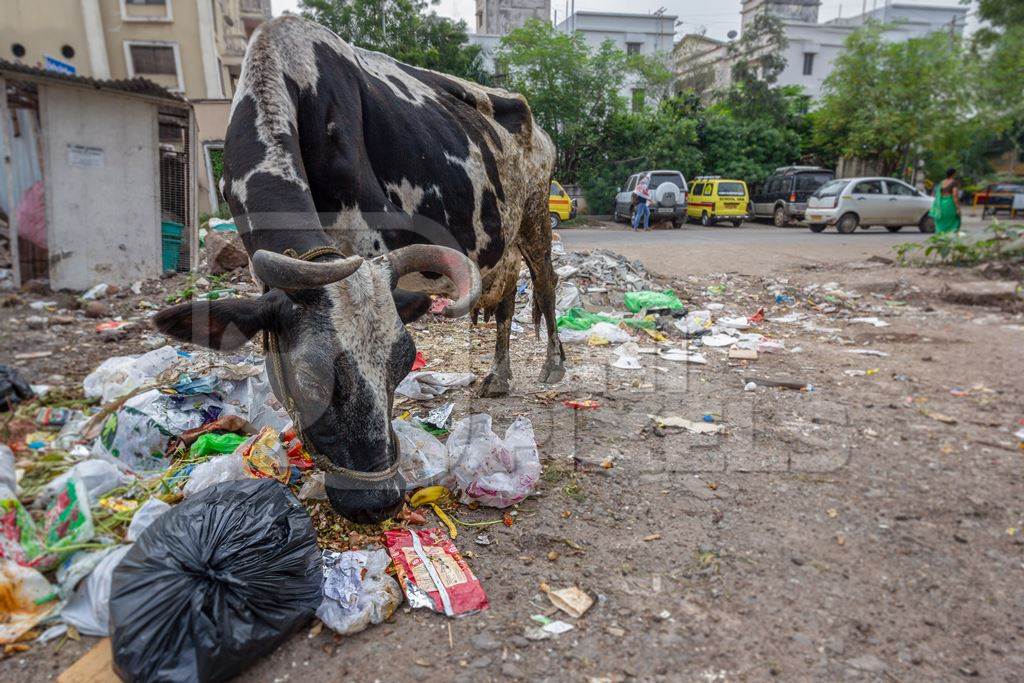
top-left (383, 528), bottom-right (489, 617)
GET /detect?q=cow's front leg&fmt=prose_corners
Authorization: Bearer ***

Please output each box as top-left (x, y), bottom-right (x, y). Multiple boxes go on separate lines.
top-left (479, 289), bottom-right (514, 398)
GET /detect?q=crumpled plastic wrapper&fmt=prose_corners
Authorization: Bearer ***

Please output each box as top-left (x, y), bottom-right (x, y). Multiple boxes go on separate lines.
top-left (316, 549), bottom-right (402, 636)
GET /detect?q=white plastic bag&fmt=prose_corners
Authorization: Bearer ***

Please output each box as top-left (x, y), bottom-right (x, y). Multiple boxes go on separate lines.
top-left (182, 453), bottom-right (247, 497)
top-left (589, 322), bottom-right (632, 344)
top-left (316, 549), bottom-right (403, 636)
top-left (558, 328), bottom-right (589, 344)
top-left (39, 459), bottom-right (131, 507)
top-left (126, 498), bottom-right (171, 542)
top-left (674, 310), bottom-right (713, 337)
top-left (298, 471), bottom-right (326, 500)
top-left (92, 389), bottom-right (221, 473)
top-left (554, 282), bottom-right (582, 316)
top-left (448, 414), bottom-right (540, 508)
top-left (612, 342), bottom-right (642, 370)
top-left (59, 499), bottom-right (165, 637)
top-left (392, 419), bottom-right (450, 490)
top-left (395, 371), bottom-right (476, 400)
top-left (60, 545), bottom-right (131, 636)
top-left (0, 444), bottom-right (15, 495)
top-left (83, 346), bottom-right (179, 404)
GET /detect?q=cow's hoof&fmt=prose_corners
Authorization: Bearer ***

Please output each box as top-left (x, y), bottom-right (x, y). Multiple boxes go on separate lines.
top-left (479, 372), bottom-right (510, 398)
top-left (538, 360), bottom-right (565, 385)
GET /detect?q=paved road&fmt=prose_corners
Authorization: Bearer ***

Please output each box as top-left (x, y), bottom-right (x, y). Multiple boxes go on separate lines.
top-left (560, 217), bottom-right (989, 278)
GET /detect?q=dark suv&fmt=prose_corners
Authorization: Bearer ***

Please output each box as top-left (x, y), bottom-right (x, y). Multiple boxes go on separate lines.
top-left (751, 166), bottom-right (834, 226)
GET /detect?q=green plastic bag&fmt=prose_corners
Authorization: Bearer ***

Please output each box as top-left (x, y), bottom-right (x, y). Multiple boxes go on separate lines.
top-left (623, 290), bottom-right (684, 313)
top-left (557, 307), bottom-right (657, 331)
top-left (556, 308), bottom-right (621, 331)
top-left (190, 432), bottom-right (248, 458)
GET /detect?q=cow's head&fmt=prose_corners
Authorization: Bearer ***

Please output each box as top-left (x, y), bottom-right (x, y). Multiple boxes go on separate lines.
top-left (153, 244), bottom-right (480, 524)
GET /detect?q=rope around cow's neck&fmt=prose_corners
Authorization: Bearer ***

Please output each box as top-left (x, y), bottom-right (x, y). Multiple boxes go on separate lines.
top-left (262, 245), bottom-right (401, 484)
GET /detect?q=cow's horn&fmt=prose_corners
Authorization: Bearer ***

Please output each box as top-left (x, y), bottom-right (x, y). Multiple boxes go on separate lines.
top-left (251, 249), bottom-right (363, 290)
top-left (386, 245), bottom-right (482, 318)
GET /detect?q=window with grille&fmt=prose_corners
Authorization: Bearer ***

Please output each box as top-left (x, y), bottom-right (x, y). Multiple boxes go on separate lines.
top-left (130, 45), bottom-right (177, 75)
top-left (626, 42), bottom-right (642, 56)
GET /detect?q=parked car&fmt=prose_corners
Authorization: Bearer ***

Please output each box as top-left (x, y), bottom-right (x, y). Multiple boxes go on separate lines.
top-left (613, 170), bottom-right (688, 228)
top-left (549, 180), bottom-right (576, 229)
top-left (685, 176), bottom-right (750, 227)
top-left (805, 177), bottom-right (935, 233)
top-left (975, 181), bottom-right (1024, 217)
top-left (751, 166), bottom-right (834, 226)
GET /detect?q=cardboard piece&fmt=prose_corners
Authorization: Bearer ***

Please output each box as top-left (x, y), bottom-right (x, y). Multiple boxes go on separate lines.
top-left (57, 638), bottom-right (119, 683)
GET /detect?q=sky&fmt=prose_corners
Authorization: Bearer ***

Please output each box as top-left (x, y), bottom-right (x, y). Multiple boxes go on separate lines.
top-left (269, 0), bottom-right (968, 41)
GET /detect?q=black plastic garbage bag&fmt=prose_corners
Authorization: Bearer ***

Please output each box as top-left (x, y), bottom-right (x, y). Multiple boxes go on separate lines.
top-left (0, 364), bottom-right (34, 411)
top-left (109, 479), bottom-right (323, 683)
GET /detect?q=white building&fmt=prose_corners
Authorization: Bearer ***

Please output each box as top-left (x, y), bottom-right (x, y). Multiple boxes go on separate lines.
top-left (675, 1), bottom-right (968, 100)
top-left (475, 0), bottom-right (551, 35)
top-left (556, 10), bottom-right (678, 107)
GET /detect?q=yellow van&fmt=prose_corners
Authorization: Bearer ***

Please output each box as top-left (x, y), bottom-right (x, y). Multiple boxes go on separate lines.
top-left (549, 181), bottom-right (575, 228)
top-left (686, 177), bottom-right (750, 227)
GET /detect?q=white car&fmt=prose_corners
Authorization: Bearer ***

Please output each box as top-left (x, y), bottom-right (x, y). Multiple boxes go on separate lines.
top-left (805, 177), bottom-right (935, 234)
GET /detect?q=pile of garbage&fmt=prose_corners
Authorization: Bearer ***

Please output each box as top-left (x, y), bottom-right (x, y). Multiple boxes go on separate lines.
top-left (0, 338), bottom-right (543, 678)
top-left (515, 242), bottom-right (658, 326)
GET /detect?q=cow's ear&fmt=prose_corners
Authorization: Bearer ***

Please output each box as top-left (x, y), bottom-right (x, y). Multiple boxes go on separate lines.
top-left (153, 293), bottom-right (283, 350)
top-left (392, 288), bottom-right (432, 325)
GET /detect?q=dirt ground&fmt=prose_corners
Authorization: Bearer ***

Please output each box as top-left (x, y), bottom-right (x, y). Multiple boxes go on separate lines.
top-left (2, 224), bottom-right (1023, 682)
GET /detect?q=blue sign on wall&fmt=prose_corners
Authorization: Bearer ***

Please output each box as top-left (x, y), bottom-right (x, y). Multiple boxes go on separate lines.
top-left (44, 55), bottom-right (76, 76)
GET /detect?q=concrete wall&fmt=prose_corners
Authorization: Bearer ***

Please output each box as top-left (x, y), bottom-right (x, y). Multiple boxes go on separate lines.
top-left (42, 85), bottom-right (162, 290)
top-left (193, 99), bottom-right (231, 213)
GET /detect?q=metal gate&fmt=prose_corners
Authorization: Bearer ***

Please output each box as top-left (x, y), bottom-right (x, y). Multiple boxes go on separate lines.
top-left (158, 106), bottom-right (194, 272)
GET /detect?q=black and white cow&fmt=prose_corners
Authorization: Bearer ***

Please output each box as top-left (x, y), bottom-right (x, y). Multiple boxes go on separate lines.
top-left (154, 16), bottom-right (564, 523)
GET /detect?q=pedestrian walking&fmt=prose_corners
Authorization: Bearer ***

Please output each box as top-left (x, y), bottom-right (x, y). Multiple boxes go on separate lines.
top-left (930, 167), bottom-right (961, 234)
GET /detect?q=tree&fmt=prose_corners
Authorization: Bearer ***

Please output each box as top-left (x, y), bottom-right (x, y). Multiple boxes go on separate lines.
top-left (968, 0), bottom-right (1024, 177)
top-left (299, 0), bottom-right (487, 82)
top-left (813, 24), bottom-right (968, 177)
top-left (724, 8), bottom-right (789, 119)
top-left (496, 20), bottom-right (631, 183)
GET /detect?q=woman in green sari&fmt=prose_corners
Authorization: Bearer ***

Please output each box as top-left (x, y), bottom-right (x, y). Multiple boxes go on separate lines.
top-left (930, 167), bottom-right (961, 233)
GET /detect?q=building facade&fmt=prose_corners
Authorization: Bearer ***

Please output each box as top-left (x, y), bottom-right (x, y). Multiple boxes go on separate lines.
top-left (2, 0), bottom-right (271, 213)
top-left (675, 1), bottom-right (968, 100)
top-left (555, 10), bottom-right (678, 106)
top-left (2, 1), bottom-right (271, 100)
top-left (475, 0), bottom-right (551, 36)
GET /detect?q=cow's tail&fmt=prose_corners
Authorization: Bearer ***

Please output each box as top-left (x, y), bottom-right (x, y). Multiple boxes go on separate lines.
top-left (221, 16), bottom-right (328, 257)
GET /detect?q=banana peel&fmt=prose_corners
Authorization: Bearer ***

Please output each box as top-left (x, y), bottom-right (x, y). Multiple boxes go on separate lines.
top-left (409, 486), bottom-right (457, 538)
top-left (409, 485), bottom-right (449, 508)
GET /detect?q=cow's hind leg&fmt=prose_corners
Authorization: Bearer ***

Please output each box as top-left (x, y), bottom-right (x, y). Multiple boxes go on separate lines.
top-left (519, 199), bottom-right (565, 385)
top-left (479, 277), bottom-right (516, 398)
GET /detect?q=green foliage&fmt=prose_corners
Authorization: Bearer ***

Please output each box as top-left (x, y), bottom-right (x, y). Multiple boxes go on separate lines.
top-left (499, 15), bottom-right (811, 211)
top-left (814, 24), bottom-right (969, 177)
top-left (577, 96), bottom-right (703, 211)
top-left (894, 221), bottom-right (1024, 266)
top-left (497, 21), bottom-right (630, 182)
top-left (724, 9), bottom-right (790, 119)
top-left (299, 0), bottom-right (487, 82)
